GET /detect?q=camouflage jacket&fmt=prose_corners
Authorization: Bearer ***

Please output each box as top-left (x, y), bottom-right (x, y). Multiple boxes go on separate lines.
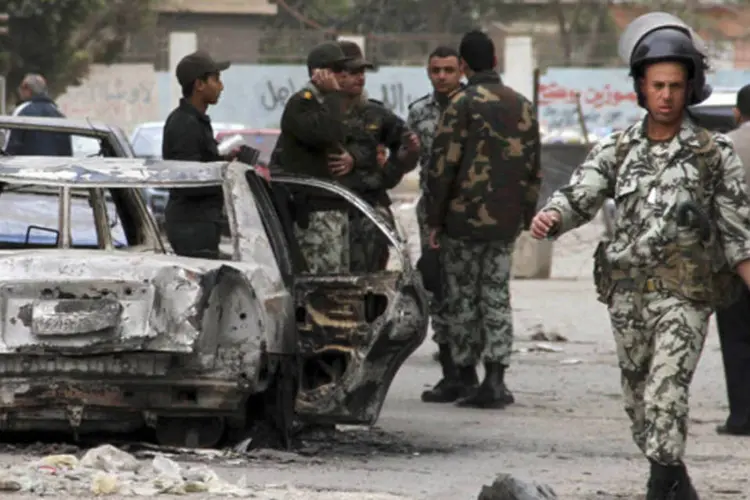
top-left (275, 81), bottom-right (346, 179)
top-left (425, 71), bottom-right (541, 241)
top-left (406, 87), bottom-right (463, 192)
top-left (340, 93), bottom-right (417, 206)
top-left (542, 117), bottom-right (750, 271)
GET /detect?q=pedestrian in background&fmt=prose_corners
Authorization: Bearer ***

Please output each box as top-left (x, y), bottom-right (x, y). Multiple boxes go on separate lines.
top-left (5, 73), bottom-right (72, 156)
top-left (426, 30), bottom-right (541, 409)
top-left (714, 83), bottom-right (750, 437)
top-left (406, 46), bottom-right (466, 403)
top-left (162, 50), bottom-right (234, 259)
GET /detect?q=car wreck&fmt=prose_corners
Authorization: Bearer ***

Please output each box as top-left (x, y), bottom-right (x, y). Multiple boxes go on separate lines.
top-left (0, 156), bottom-right (428, 449)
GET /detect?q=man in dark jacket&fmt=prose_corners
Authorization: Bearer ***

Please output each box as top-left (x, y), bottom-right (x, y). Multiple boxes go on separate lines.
top-left (273, 42), bottom-right (355, 273)
top-left (335, 40), bottom-right (419, 272)
top-left (162, 50), bottom-right (234, 259)
top-left (426, 30), bottom-right (541, 409)
top-left (5, 73), bottom-right (72, 156)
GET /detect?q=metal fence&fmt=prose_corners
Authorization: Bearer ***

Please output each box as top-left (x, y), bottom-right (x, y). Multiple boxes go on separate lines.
top-left (119, 26), bottom-right (750, 70)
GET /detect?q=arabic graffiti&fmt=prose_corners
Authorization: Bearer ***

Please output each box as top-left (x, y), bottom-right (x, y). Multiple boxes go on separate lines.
top-left (259, 78), bottom-right (298, 111)
top-left (538, 83), bottom-right (637, 109)
top-left (57, 63), bottom-right (159, 133)
top-left (57, 63), bottom-right (750, 136)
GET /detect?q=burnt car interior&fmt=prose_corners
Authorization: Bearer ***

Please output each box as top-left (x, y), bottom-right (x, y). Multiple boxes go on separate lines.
top-left (0, 184), bottom-right (158, 251)
top-left (247, 172), bottom-right (400, 406)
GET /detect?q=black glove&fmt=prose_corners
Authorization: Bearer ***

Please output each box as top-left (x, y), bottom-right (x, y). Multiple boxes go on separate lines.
top-left (236, 145), bottom-right (261, 166)
top-left (676, 201), bottom-right (711, 243)
top-left (417, 247), bottom-right (443, 303)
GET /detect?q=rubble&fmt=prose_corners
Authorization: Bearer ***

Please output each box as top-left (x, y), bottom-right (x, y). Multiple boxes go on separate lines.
top-left (478, 473), bottom-right (558, 500)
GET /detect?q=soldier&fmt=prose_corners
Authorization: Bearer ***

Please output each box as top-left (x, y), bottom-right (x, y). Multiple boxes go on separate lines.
top-left (715, 83), bottom-right (750, 437)
top-left (274, 42), bottom-right (353, 273)
top-left (425, 30), bottom-right (541, 409)
top-left (335, 40), bottom-right (420, 273)
top-left (406, 46), bottom-right (466, 403)
top-left (530, 13), bottom-right (750, 498)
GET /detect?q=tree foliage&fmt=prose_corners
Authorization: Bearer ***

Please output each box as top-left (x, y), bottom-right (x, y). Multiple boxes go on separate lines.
top-left (0, 0), bottom-right (155, 103)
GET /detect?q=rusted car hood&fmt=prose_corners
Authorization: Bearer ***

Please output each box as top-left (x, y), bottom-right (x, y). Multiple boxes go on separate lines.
top-left (0, 250), bottom-right (267, 355)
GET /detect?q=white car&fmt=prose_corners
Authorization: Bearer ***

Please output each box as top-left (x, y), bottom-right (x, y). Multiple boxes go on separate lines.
top-left (129, 121), bottom-right (248, 160)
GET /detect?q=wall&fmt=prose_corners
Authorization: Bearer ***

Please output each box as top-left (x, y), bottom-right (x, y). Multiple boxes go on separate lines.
top-left (56, 64), bottom-right (160, 133)
top-left (55, 63), bottom-right (750, 136)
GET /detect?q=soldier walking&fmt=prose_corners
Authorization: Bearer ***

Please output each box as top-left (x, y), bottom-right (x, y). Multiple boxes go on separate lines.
top-left (406, 46), bottom-right (466, 403)
top-left (531, 13), bottom-right (750, 498)
top-left (425, 30), bottom-right (541, 408)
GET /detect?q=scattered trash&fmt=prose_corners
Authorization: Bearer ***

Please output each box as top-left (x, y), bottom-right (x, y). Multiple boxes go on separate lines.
top-left (559, 359), bottom-right (583, 365)
top-left (522, 343), bottom-right (565, 353)
top-left (529, 325), bottom-right (568, 343)
top-left (478, 472), bottom-right (558, 499)
top-left (0, 444), bottom-right (258, 496)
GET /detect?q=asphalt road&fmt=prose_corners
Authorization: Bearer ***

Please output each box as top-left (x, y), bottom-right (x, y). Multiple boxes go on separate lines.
top-left (0, 202), bottom-right (748, 499)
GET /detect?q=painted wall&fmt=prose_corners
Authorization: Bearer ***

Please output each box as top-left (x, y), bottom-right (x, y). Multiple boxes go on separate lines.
top-left (53, 63), bottom-right (750, 137)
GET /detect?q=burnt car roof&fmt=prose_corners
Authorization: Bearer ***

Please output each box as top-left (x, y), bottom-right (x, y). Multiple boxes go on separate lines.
top-left (0, 156), bottom-right (244, 187)
top-left (0, 115), bottom-right (124, 136)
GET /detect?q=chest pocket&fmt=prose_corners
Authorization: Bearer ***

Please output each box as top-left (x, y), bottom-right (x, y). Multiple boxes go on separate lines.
top-left (614, 176), bottom-right (640, 203)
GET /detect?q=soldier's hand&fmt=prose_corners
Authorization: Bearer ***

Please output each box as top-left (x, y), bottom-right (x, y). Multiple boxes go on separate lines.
top-left (429, 228), bottom-right (440, 249)
top-left (376, 144), bottom-right (387, 167)
top-left (530, 210), bottom-right (561, 240)
top-left (328, 151), bottom-right (354, 176)
top-left (312, 69), bottom-right (340, 91)
top-left (403, 132), bottom-right (420, 153)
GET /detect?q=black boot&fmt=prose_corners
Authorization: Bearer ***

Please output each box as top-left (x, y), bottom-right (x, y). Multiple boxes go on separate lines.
top-left (646, 459), bottom-right (699, 500)
top-left (421, 344), bottom-right (462, 403)
top-left (456, 362), bottom-right (514, 409)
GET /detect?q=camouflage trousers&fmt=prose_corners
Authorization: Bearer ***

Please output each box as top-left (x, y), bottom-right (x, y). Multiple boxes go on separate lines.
top-left (294, 210), bottom-right (349, 274)
top-left (417, 196), bottom-right (450, 345)
top-left (349, 205), bottom-right (392, 273)
top-left (608, 288), bottom-right (712, 465)
top-left (440, 236), bottom-right (514, 367)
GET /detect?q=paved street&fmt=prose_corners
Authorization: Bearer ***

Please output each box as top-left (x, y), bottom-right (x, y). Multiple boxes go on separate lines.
top-left (0, 205), bottom-right (748, 499)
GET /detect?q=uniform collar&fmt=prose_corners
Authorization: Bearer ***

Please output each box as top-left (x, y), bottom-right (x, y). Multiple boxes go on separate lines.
top-left (622, 113), bottom-right (711, 151)
top-left (179, 98), bottom-right (211, 124)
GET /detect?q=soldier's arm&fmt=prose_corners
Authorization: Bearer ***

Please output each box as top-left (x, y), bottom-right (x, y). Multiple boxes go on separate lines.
top-left (540, 134), bottom-right (618, 235)
top-left (712, 136), bottom-right (750, 273)
top-left (338, 141), bottom-right (384, 192)
top-left (280, 91), bottom-right (346, 148)
top-left (522, 100), bottom-right (543, 229)
top-left (425, 96), bottom-right (467, 228)
top-left (378, 110), bottom-right (417, 188)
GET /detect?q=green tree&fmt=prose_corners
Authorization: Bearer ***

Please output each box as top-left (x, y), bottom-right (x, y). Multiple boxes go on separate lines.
top-left (0, 0), bottom-right (155, 104)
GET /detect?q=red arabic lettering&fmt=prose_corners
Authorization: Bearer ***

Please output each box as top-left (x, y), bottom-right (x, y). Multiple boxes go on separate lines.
top-left (538, 83), bottom-right (637, 109)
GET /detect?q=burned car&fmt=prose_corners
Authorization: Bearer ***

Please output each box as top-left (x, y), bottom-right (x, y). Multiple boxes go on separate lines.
top-left (0, 156), bottom-right (427, 448)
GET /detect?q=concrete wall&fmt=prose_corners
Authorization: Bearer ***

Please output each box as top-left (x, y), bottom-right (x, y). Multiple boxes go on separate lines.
top-left (54, 63), bottom-right (750, 137)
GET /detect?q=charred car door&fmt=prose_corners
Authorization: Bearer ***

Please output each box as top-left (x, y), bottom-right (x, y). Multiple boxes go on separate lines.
top-left (247, 172), bottom-right (427, 426)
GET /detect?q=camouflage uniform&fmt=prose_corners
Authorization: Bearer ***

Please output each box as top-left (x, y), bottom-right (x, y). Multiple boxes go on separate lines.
top-left (406, 90), bottom-right (460, 344)
top-left (426, 70), bottom-right (541, 408)
top-left (342, 93), bottom-right (416, 273)
top-left (542, 117), bottom-right (750, 466)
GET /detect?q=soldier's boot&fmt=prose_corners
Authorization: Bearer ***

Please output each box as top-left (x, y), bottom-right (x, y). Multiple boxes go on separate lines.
top-left (645, 460), bottom-right (699, 500)
top-left (456, 362), bottom-right (514, 409)
top-left (421, 343), bottom-right (462, 403)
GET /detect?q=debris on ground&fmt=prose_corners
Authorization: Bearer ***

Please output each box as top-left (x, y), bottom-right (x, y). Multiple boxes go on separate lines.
top-left (528, 325), bottom-right (568, 343)
top-left (478, 473), bottom-right (558, 500)
top-left (516, 343), bottom-right (565, 354)
top-left (559, 359), bottom-right (583, 365)
top-left (0, 444), bottom-right (256, 496)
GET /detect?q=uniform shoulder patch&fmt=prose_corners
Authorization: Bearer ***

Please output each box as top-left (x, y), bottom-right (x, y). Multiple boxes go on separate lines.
top-left (407, 94), bottom-right (430, 110)
top-left (302, 90), bottom-right (313, 100)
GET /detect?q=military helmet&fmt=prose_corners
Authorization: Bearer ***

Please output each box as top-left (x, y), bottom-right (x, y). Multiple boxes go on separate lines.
top-left (618, 12), bottom-right (711, 107)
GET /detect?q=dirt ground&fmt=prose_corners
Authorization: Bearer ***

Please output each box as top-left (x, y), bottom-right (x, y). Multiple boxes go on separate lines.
top-left (0, 199), bottom-right (748, 499)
